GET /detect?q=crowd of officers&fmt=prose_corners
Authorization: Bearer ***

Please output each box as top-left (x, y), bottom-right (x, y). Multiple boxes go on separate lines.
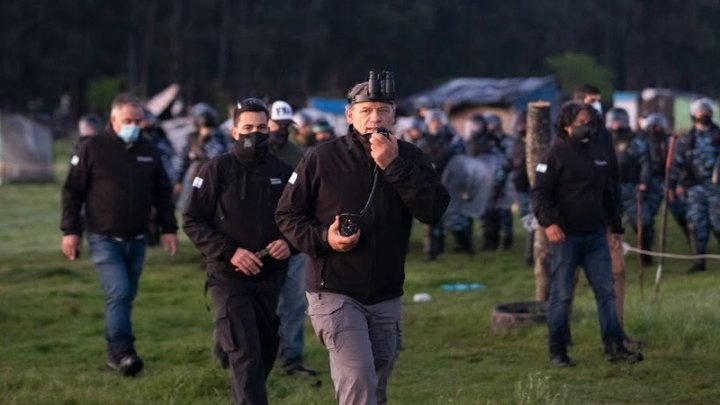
top-left (62, 82), bottom-right (719, 403)
top-left (77, 88), bottom-right (720, 273)
top-left (399, 90), bottom-right (720, 273)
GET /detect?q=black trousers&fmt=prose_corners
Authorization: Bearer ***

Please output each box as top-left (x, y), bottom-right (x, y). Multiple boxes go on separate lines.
top-left (208, 271), bottom-right (281, 405)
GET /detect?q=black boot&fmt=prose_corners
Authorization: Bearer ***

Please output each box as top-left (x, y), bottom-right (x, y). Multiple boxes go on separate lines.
top-left (687, 230), bottom-right (706, 273)
top-left (452, 230), bottom-right (474, 254)
top-left (481, 211), bottom-right (500, 250)
top-left (640, 226), bottom-right (654, 267)
top-left (524, 231), bottom-right (534, 266)
top-left (106, 340), bottom-right (144, 377)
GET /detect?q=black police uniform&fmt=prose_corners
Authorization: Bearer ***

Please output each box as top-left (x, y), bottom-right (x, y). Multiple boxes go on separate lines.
top-left (183, 139), bottom-right (292, 405)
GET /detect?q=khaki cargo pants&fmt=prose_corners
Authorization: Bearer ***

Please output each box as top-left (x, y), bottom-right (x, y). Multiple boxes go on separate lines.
top-left (307, 292), bottom-right (402, 405)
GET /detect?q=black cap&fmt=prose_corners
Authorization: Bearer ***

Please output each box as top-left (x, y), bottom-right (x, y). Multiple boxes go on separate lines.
top-left (236, 98), bottom-right (269, 115)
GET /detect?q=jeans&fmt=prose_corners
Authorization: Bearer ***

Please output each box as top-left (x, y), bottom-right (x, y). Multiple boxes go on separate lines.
top-left (87, 232), bottom-right (146, 356)
top-left (277, 253), bottom-right (308, 368)
top-left (547, 228), bottom-right (624, 357)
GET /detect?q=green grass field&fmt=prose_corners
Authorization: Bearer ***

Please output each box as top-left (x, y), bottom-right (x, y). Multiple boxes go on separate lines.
top-left (1, 140), bottom-right (719, 404)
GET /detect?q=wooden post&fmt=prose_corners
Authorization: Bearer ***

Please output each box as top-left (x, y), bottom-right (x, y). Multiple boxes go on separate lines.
top-left (526, 101), bottom-right (552, 301)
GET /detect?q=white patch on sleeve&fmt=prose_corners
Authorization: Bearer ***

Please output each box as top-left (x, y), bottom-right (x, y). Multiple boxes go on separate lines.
top-left (536, 163), bottom-right (548, 173)
top-left (192, 177), bottom-right (204, 189)
top-left (288, 172), bottom-right (298, 185)
top-left (270, 178), bottom-right (282, 185)
top-left (70, 155), bottom-right (80, 166)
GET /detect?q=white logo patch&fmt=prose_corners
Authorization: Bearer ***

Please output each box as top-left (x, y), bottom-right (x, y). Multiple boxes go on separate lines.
top-left (536, 163), bottom-right (548, 173)
top-left (192, 177), bottom-right (204, 188)
top-left (70, 155), bottom-right (80, 166)
top-left (288, 172), bottom-right (298, 185)
top-left (594, 160), bottom-right (608, 166)
top-left (270, 178), bottom-right (282, 185)
top-left (137, 156), bottom-right (153, 162)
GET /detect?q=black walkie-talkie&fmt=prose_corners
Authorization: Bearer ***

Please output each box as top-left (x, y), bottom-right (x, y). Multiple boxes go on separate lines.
top-left (338, 127), bottom-right (391, 237)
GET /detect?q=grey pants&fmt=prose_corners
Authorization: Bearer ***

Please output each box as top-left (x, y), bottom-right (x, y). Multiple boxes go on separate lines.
top-left (307, 292), bottom-right (402, 405)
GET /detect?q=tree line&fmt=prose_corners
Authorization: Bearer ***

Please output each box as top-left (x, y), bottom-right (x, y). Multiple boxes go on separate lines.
top-left (2, 0), bottom-right (719, 118)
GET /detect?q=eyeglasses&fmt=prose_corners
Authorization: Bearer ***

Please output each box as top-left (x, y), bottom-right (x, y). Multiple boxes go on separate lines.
top-left (237, 98), bottom-right (268, 110)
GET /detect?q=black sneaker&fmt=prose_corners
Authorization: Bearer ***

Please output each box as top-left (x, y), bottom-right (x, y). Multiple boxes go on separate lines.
top-left (687, 262), bottom-right (706, 273)
top-left (550, 355), bottom-right (576, 368)
top-left (422, 254), bottom-right (437, 262)
top-left (606, 348), bottom-right (644, 364)
top-left (283, 364), bottom-right (318, 377)
top-left (106, 353), bottom-right (144, 377)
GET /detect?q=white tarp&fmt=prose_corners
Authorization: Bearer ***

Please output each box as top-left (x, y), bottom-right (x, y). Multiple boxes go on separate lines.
top-left (0, 112), bottom-right (53, 184)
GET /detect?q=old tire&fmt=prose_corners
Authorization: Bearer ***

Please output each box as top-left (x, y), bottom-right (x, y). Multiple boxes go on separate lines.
top-left (491, 301), bottom-right (547, 332)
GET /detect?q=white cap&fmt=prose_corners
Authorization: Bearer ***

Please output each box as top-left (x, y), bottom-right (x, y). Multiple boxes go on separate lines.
top-left (271, 101), bottom-right (294, 121)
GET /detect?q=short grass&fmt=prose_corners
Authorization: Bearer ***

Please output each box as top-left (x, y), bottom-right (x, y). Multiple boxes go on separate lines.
top-left (1, 140), bottom-right (719, 404)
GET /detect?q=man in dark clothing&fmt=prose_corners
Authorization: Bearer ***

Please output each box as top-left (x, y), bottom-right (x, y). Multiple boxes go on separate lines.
top-left (275, 75), bottom-right (449, 404)
top-left (511, 110), bottom-right (533, 265)
top-left (268, 100), bottom-right (304, 167)
top-left (484, 113), bottom-right (515, 250)
top-left (572, 84), bottom-right (629, 328)
top-left (267, 100), bottom-right (317, 377)
top-left (533, 102), bottom-right (642, 368)
top-left (415, 109), bottom-right (464, 260)
top-left (175, 109), bottom-right (229, 203)
top-left (606, 108), bottom-right (654, 266)
top-left (142, 108), bottom-right (180, 246)
top-left (669, 98), bottom-right (720, 272)
top-left (61, 94), bottom-right (179, 377)
top-left (183, 98), bottom-right (293, 405)
top-left (641, 113), bottom-right (689, 241)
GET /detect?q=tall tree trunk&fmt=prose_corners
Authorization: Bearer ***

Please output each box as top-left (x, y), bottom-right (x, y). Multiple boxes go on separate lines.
top-left (526, 101), bottom-right (552, 301)
top-left (140, 0), bottom-right (157, 98)
top-left (217, 0), bottom-right (231, 88)
top-left (127, 0), bottom-right (140, 92)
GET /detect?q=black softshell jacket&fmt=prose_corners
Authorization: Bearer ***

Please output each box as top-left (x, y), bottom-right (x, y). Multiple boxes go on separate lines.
top-left (61, 130), bottom-right (177, 238)
top-left (532, 135), bottom-right (623, 236)
top-left (275, 133), bottom-right (450, 304)
top-left (183, 142), bottom-right (293, 279)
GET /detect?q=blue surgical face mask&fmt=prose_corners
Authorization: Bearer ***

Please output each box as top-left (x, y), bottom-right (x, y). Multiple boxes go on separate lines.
top-left (118, 124), bottom-right (141, 144)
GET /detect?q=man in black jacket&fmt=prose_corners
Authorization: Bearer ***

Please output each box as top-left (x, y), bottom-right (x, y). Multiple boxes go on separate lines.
top-left (61, 94), bottom-right (179, 377)
top-left (183, 98), bottom-right (293, 405)
top-left (533, 102), bottom-right (642, 368)
top-left (275, 73), bottom-right (449, 404)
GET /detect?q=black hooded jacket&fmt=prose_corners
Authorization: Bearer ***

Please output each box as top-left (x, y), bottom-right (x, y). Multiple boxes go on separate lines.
top-left (532, 133), bottom-right (623, 235)
top-left (275, 131), bottom-right (450, 304)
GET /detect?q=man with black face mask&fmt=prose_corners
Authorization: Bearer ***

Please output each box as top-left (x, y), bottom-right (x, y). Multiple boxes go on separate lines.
top-left (183, 98), bottom-right (294, 404)
top-left (267, 100), bottom-right (317, 377)
top-left (669, 98), bottom-right (720, 272)
top-left (269, 101), bottom-right (304, 166)
top-left (533, 102), bottom-right (643, 368)
top-left (607, 108), bottom-right (653, 266)
top-left (572, 84), bottom-right (630, 332)
top-left (641, 114), bottom-right (688, 237)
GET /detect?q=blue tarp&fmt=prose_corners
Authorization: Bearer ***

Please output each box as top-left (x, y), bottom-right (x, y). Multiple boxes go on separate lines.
top-left (308, 97), bottom-right (347, 115)
top-left (404, 76), bottom-right (559, 114)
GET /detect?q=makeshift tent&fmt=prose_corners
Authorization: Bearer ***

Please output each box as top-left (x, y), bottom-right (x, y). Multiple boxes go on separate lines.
top-left (403, 76), bottom-right (559, 135)
top-left (0, 112), bottom-right (53, 184)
